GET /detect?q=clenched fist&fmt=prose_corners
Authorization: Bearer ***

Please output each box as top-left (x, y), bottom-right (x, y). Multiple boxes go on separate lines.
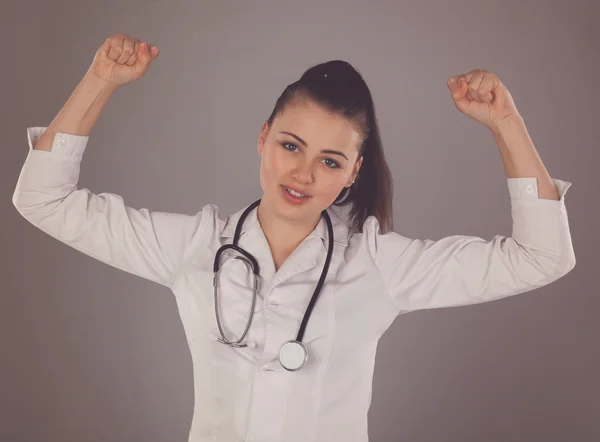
top-left (87, 33), bottom-right (160, 88)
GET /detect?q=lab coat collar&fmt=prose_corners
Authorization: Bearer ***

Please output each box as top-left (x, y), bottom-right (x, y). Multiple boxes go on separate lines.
top-left (219, 202), bottom-right (349, 288)
top-left (220, 202), bottom-right (349, 247)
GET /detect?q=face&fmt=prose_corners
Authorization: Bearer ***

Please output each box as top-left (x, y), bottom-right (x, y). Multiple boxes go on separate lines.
top-left (257, 99), bottom-right (364, 225)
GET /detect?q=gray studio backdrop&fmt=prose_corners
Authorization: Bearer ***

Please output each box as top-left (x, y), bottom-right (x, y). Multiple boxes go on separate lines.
top-left (2, 1), bottom-right (598, 441)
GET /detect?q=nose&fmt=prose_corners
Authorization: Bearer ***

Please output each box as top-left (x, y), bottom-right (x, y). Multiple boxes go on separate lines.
top-left (292, 161), bottom-right (314, 184)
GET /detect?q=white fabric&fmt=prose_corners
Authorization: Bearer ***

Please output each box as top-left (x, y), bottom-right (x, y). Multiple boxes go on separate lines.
top-left (12, 127), bottom-right (576, 442)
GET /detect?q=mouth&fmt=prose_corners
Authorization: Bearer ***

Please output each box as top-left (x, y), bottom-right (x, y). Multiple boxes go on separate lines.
top-left (281, 185), bottom-right (311, 198)
top-left (280, 185), bottom-right (312, 203)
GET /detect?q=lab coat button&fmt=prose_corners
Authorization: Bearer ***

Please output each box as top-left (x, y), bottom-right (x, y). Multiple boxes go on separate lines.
top-left (259, 364), bottom-right (272, 372)
top-left (56, 139), bottom-right (67, 147)
top-left (525, 184), bottom-right (535, 194)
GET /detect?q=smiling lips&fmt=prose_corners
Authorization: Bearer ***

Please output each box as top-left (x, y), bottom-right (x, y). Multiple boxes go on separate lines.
top-left (281, 185), bottom-right (312, 204)
top-left (282, 185), bottom-right (310, 198)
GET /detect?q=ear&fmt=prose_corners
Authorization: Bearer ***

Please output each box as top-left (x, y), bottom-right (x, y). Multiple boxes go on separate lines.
top-left (347, 155), bottom-right (363, 187)
top-left (257, 121), bottom-right (269, 155)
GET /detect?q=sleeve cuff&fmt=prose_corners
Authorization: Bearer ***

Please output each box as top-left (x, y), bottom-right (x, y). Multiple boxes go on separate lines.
top-left (27, 126), bottom-right (89, 159)
top-left (507, 177), bottom-right (571, 201)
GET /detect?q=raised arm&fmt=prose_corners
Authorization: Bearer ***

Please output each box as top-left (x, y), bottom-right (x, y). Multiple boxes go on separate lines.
top-left (12, 34), bottom-right (211, 289)
top-left (368, 176), bottom-right (574, 312)
top-left (369, 69), bottom-right (575, 312)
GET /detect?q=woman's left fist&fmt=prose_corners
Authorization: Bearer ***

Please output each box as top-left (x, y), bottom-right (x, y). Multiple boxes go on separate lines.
top-left (447, 69), bottom-right (520, 130)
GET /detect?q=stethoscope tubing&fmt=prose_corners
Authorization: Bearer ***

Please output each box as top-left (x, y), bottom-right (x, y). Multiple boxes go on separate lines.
top-left (212, 199), bottom-right (334, 369)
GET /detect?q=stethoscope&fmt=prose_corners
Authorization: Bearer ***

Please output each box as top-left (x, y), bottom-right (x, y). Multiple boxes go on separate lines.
top-left (212, 198), bottom-right (334, 372)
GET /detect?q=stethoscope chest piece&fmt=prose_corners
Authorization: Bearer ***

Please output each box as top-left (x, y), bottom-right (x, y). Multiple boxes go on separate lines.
top-left (279, 340), bottom-right (308, 371)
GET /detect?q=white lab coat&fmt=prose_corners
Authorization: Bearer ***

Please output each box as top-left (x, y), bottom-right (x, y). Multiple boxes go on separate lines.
top-left (12, 127), bottom-right (576, 442)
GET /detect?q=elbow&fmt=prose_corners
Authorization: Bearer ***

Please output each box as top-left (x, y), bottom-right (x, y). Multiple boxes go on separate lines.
top-left (12, 179), bottom-right (36, 216)
top-left (12, 190), bottom-right (39, 220)
top-left (544, 247), bottom-right (576, 281)
top-left (558, 250), bottom-right (576, 276)
top-left (12, 190), bottom-right (28, 217)
top-left (12, 188), bottom-right (62, 224)
top-left (555, 234), bottom-right (577, 276)
top-left (518, 241), bottom-right (576, 284)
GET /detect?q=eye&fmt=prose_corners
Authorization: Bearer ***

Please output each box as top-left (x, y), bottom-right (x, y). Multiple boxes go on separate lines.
top-left (281, 142), bottom-right (340, 169)
top-left (323, 159), bottom-right (340, 169)
top-left (282, 142), bottom-right (299, 153)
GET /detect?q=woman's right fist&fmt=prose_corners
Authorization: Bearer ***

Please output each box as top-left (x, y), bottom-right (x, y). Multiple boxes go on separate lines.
top-left (87, 33), bottom-right (159, 88)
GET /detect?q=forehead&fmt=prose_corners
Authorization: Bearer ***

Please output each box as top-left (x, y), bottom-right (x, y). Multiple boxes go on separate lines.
top-left (273, 101), bottom-right (362, 148)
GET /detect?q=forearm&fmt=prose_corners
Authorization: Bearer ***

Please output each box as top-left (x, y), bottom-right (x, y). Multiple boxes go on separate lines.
top-left (489, 115), bottom-right (559, 200)
top-left (33, 71), bottom-right (118, 152)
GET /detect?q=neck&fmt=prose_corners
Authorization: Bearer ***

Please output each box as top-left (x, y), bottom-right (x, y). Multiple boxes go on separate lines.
top-left (257, 199), bottom-right (321, 256)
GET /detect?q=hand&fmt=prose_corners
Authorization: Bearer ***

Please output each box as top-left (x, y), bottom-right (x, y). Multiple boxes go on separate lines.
top-left (87, 33), bottom-right (160, 88)
top-left (447, 69), bottom-right (520, 130)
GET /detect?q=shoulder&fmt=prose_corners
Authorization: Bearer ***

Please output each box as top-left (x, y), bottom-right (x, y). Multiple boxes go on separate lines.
top-left (346, 214), bottom-right (414, 258)
top-left (192, 203), bottom-right (230, 238)
top-left (192, 203), bottom-right (258, 241)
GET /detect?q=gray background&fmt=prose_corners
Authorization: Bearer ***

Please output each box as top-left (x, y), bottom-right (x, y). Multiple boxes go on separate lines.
top-left (2, 0), bottom-right (598, 441)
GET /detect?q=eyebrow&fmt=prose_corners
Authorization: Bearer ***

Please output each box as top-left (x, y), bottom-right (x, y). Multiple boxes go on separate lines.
top-left (279, 131), bottom-right (349, 161)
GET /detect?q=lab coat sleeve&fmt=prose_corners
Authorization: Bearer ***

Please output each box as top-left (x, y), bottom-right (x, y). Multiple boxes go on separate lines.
top-left (366, 177), bottom-right (575, 313)
top-left (12, 127), bottom-right (211, 289)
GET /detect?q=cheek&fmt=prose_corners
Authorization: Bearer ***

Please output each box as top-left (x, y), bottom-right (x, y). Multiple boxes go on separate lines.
top-left (265, 147), bottom-right (295, 178)
top-left (263, 150), bottom-right (279, 175)
top-left (260, 146), bottom-right (285, 187)
top-left (320, 176), bottom-right (345, 202)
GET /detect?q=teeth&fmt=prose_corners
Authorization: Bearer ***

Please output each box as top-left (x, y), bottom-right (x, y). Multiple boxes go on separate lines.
top-left (286, 187), bottom-right (306, 198)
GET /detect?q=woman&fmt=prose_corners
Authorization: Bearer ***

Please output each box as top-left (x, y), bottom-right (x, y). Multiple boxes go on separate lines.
top-left (13, 33), bottom-right (575, 442)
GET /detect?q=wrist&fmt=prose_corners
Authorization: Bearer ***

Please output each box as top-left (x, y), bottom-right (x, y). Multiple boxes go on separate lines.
top-left (84, 69), bottom-right (119, 94)
top-left (488, 114), bottom-right (525, 135)
top-left (488, 113), bottom-right (525, 136)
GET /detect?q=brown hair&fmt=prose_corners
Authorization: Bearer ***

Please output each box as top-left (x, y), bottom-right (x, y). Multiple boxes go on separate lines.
top-left (265, 60), bottom-right (394, 234)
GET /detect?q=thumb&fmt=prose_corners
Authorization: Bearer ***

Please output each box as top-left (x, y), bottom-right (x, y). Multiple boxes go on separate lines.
top-left (138, 41), bottom-right (158, 64)
top-left (149, 45), bottom-right (160, 60)
top-left (447, 77), bottom-right (466, 99)
top-left (99, 38), bottom-right (112, 57)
